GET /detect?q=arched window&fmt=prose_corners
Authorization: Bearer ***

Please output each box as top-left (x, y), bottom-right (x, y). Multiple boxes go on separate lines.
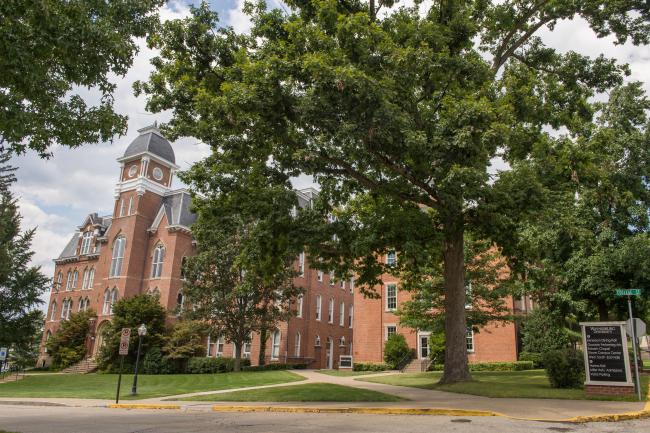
top-left (328, 298), bottom-right (334, 323)
top-left (66, 270), bottom-right (72, 290)
top-left (80, 231), bottom-right (93, 255)
top-left (55, 272), bottom-right (62, 291)
top-left (180, 256), bottom-right (188, 280)
top-left (82, 268), bottom-right (89, 290)
top-left (78, 297), bottom-right (83, 312)
top-left (109, 236), bottom-right (126, 277)
top-left (44, 331), bottom-right (52, 353)
top-left (87, 268), bottom-right (95, 290)
top-left (110, 288), bottom-right (118, 314)
top-left (315, 295), bottom-right (322, 321)
top-left (348, 305), bottom-right (353, 328)
top-left (50, 301), bottom-right (57, 321)
top-left (127, 196), bottom-right (134, 215)
top-left (61, 299), bottom-right (72, 320)
top-left (339, 336), bottom-right (346, 347)
top-left (71, 270), bottom-right (78, 289)
top-left (102, 289), bottom-right (111, 314)
top-left (315, 335), bottom-right (321, 347)
top-left (271, 330), bottom-right (281, 360)
top-left (151, 244), bottom-right (165, 278)
top-left (296, 294), bottom-right (303, 318)
top-left (339, 301), bottom-right (345, 326)
top-left (176, 291), bottom-right (184, 312)
top-left (294, 332), bottom-right (301, 357)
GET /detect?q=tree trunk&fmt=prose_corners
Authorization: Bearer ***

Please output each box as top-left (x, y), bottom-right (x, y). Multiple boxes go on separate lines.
top-left (234, 342), bottom-right (242, 372)
top-left (258, 327), bottom-right (268, 366)
top-left (438, 223), bottom-right (472, 384)
top-left (598, 301), bottom-right (609, 321)
top-left (369, 0), bottom-right (375, 20)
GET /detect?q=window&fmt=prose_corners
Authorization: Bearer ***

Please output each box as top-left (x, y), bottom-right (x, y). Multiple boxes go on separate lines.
top-left (87, 268), bottom-right (95, 290)
top-left (216, 336), bottom-right (225, 357)
top-left (81, 268), bottom-right (89, 290)
top-left (296, 294), bottom-right (303, 318)
top-left (348, 305), bottom-right (354, 328)
top-left (66, 271), bottom-right (72, 290)
top-left (153, 167), bottom-right (164, 181)
top-left (386, 325), bottom-right (397, 340)
top-left (103, 288), bottom-right (118, 315)
top-left (206, 335), bottom-right (215, 357)
top-left (317, 270), bottom-right (324, 282)
top-left (78, 297), bottom-right (89, 312)
top-left (151, 244), bottom-right (165, 278)
top-left (119, 199), bottom-right (125, 217)
top-left (55, 272), bottom-right (62, 291)
top-left (110, 288), bottom-right (118, 314)
top-left (339, 301), bottom-right (345, 326)
top-left (386, 250), bottom-right (397, 266)
top-left (386, 284), bottom-right (397, 311)
top-left (176, 291), bottom-right (184, 312)
top-left (61, 299), bottom-right (72, 320)
top-left (271, 330), bottom-right (281, 360)
top-left (109, 237), bottom-right (126, 277)
top-left (243, 334), bottom-right (252, 358)
top-left (315, 335), bottom-right (321, 347)
top-left (315, 295), bottom-right (322, 321)
top-left (50, 301), bottom-right (57, 321)
top-left (128, 164), bottom-right (138, 177)
top-left (349, 277), bottom-right (354, 294)
top-left (44, 331), bottom-right (52, 352)
top-left (127, 197), bottom-right (134, 215)
top-left (294, 332), bottom-right (301, 357)
top-left (71, 270), bottom-right (78, 289)
top-left (465, 280), bottom-right (472, 309)
top-left (329, 270), bottom-right (335, 286)
top-left (180, 256), bottom-right (188, 280)
top-left (80, 231), bottom-right (93, 255)
top-left (466, 328), bottom-right (475, 352)
top-left (298, 252), bottom-right (305, 277)
top-left (328, 298), bottom-right (334, 323)
top-left (340, 279), bottom-right (345, 289)
top-left (339, 336), bottom-right (345, 347)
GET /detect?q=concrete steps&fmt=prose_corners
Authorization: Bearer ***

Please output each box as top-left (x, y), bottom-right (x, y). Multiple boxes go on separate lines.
top-left (401, 358), bottom-right (431, 373)
top-left (61, 358), bottom-right (98, 374)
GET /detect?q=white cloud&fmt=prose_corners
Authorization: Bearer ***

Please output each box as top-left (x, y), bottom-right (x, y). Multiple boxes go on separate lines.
top-left (227, 0), bottom-right (253, 34)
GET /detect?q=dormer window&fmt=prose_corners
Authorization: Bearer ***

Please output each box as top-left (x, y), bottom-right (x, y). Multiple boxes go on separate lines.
top-left (80, 231), bottom-right (93, 255)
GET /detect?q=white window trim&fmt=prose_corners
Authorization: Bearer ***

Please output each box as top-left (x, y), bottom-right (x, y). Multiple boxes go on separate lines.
top-left (385, 324), bottom-right (397, 341)
top-left (216, 336), bottom-right (225, 357)
top-left (127, 196), bottom-right (134, 215)
top-left (294, 332), bottom-right (301, 357)
top-left (339, 301), bottom-right (345, 326)
top-left (328, 298), bottom-right (334, 324)
top-left (466, 328), bottom-right (475, 353)
top-left (317, 270), bottom-right (323, 282)
top-left (271, 330), bottom-right (281, 360)
top-left (349, 305), bottom-right (354, 328)
top-left (315, 295), bottom-right (322, 321)
top-left (49, 302), bottom-right (57, 321)
top-left (109, 237), bottom-right (126, 278)
top-left (151, 245), bottom-right (165, 279)
top-left (385, 283), bottom-right (397, 311)
top-left (298, 252), bottom-right (305, 277)
top-left (296, 294), bottom-right (303, 318)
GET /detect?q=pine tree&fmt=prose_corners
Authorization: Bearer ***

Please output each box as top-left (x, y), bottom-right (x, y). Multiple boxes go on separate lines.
top-left (0, 151), bottom-right (49, 365)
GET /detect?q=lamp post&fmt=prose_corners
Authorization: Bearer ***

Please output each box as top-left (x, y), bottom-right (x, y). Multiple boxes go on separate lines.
top-left (131, 324), bottom-right (147, 395)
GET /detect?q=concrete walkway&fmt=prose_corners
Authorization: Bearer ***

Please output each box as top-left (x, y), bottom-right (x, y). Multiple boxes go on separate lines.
top-left (1, 369), bottom-right (648, 421)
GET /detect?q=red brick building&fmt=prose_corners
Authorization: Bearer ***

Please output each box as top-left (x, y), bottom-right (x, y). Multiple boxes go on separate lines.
top-left (352, 253), bottom-right (522, 367)
top-left (38, 125), bottom-right (353, 369)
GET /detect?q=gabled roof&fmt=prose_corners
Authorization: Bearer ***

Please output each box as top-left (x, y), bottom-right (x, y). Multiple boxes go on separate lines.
top-left (149, 190), bottom-right (196, 232)
top-left (123, 124), bottom-right (175, 164)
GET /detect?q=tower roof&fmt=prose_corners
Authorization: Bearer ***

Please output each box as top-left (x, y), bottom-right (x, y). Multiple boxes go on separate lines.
top-left (123, 123), bottom-right (175, 164)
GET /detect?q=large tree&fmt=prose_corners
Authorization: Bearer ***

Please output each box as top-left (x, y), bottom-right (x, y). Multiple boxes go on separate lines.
top-left (0, 151), bottom-right (49, 359)
top-left (0, 0), bottom-right (164, 156)
top-left (136, 0), bottom-right (650, 383)
top-left (182, 173), bottom-right (303, 371)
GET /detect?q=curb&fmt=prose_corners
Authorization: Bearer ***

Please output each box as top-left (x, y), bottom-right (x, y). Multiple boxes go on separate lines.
top-left (211, 405), bottom-right (650, 423)
top-left (108, 403), bottom-right (181, 410)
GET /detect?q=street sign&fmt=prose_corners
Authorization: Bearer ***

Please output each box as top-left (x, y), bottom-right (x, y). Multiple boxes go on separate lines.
top-left (0, 347), bottom-right (7, 361)
top-left (615, 289), bottom-right (642, 296)
top-left (626, 318), bottom-right (647, 337)
top-left (119, 328), bottom-right (131, 355)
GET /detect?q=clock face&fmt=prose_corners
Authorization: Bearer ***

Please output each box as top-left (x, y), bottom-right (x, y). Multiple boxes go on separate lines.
top-left (153, 167), bottom-right (164, 181)
top-left (128, 165), bottom-right (138, 177)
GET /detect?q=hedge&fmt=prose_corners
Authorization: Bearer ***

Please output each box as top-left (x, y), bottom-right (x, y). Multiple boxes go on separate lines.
top-left (186, 357), bottom-right (251, 374)
top-left (519, 352), bottom-right (544, 369)
top-left (428, 361), bottom-right (535, 372)
top-left (353, 362), bottom-right (391, 371)
top-left (242, 362), bottom-right (308, 371)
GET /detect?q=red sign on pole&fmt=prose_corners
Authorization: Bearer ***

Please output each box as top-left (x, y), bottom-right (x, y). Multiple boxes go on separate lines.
top-left (119, 328), bottom-right (131, 355)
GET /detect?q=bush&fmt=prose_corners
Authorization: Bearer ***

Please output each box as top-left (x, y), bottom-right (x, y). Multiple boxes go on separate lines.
top-left (428, 332), bottom-right (445, 364)
top-left (543, 349), bottom-right (584, 389)
top-left (521, 309), bottom-right (571, 354)
top-left (142, 347), bottom-right (176, 374)
top-left (427, 361), bottom-right (534, 372)
top-left (46, 309), bottom-right (96, 370)
top-left (353, 362), bottom-right (391, 372)
top-left (519, 352), bottom-right (544, 369)
top-left (186, 357), bottom-right (251, 374)
top-left (383, 334), bottom-right (411, 369)
top-left (242, 362), bottom-right (304, 372)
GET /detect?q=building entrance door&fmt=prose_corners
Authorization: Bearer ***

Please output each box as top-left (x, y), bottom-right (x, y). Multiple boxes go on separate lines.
top-left (326, 337), bottom-right (333, 369)
top-left (418, 334), bottom-right (430, 360)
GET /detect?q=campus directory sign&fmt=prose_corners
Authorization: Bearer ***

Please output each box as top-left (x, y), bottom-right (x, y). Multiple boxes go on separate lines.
top-left (580, 322), bottom-right (633, 386)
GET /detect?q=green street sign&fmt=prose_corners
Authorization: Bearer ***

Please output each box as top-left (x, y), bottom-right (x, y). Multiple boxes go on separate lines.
top-left (615, 289), bottom-right (642, 296)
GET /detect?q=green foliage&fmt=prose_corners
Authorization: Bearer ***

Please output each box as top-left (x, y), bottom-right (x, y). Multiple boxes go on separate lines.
top-left (519, 352), bottom-right (544, 369)
top-left (97, 295), bottom-right (166, 372)
top-left (186, 357), bottom-right (249, 374)
top-left (383, 334), bottom-right (411, 369)
top-left (521, 309), bottom-right (572, 354)
top-left (242, 362), bottom-right (307, 372)
top-left (0, 0), bottom-right (164, 156)
top-left (353, 362), bottom-right (391, 372)
top-left (163, 320), bottom-right (209, 372)
top-left (137, 0), bottom-right (650, 383)
top-left (0, 151), bottom-right (49, 358)
top-left (543, 349), bottom-right (585, 389)
top-left (428, 332), bottom-right (446, 364)
top-left (429, 361), bottom-right (535, 372)
top-left (141, 347), bottom-right (176, 375)
top-left (45, 309), bottom-right (96, 370)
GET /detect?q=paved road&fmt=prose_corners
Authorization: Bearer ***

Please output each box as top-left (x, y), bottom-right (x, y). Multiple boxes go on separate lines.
top-left (0, 405), bottom-right (649, 433)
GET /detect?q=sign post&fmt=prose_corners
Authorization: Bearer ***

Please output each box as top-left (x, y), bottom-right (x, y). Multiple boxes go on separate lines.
top-left (0, 347), bottom-right (7, 373)
top-left (115, 328), bottom-right (131, 404)
top-left (615, 289), bottom-right (643, 401)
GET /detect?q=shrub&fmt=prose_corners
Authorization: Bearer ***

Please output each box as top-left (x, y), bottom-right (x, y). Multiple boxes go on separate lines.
top-left (543, 349), bottom-right (584, 389)
top-left (353, 362), bottom-right (391, 372)
top-left (427, 361), bottom-right (534, 372)
top-left (428, 332), bottom-right (445, 364)
top-left (242, 362), bottom-right (304, 372)
top-left (521, 309), bottom-right (571, 354)
top-left (46, 309), bottom-right (96, 370)
top-left (186, 357), bottom-right (250, 374)
top-left (383, 334), bottom-right (411, 369)
top-left (519, 352), bottom-right (544, 369)
top-left (142, 347), bottom-right (176, 374)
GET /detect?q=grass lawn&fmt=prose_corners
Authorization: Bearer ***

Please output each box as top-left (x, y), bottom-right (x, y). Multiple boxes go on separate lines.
top-left (359, 370), bottom-right (650, 402)
top-left (181, 383), bottom-right (404, 402)
top-left (316, 370), bottom-right (385, 377)
top-left (0, 371), bottom-right (304, 400)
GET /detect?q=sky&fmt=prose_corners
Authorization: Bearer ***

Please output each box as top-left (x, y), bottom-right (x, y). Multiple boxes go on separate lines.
top-left (10, 0), bottom-right (650, 295)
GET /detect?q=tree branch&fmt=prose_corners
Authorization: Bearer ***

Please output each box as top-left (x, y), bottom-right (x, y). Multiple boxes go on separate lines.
top-left (493, 16), bottom-right (553, 72)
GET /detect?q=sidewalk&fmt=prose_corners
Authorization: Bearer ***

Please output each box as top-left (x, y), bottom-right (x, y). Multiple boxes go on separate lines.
top-left (1, 369), bottom-right (648, 422)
